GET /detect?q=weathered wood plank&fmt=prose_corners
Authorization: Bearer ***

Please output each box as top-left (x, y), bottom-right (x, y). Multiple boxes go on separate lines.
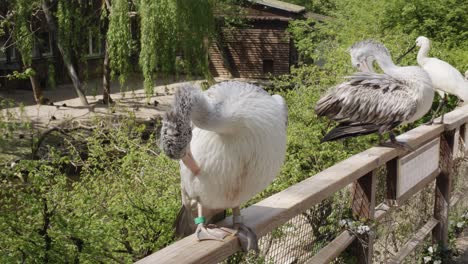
top-left (374, 203), bottom-right (391, 222)
top-left (136, 125), bottom-right (443, 264)
top-left (397, 137), bottom-right (440, 195)
top-left (351, 171), bottom-right (377, 264)
top-left (396, 169), bottom-right (439, 205)
top-left (396, 137), bottom-right (440, 203)
top-left (387, 218), bottom-right (439, 264)
top-left (305, 231), bottom-right (355, 264)
top-left (352, 172), bottom-right (377, 220)
top-left (434, 104), bottom-right (468, 130)
top-left (462, 124), bottom-right (468, 154)
top-left (452, 127), bottom-right (461, 159)
top-left (433, 132), bottom-right (454, 250)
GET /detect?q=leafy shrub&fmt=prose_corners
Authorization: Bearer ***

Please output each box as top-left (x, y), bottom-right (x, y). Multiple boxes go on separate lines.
top-left (0, 117), bottom-right (180, 263)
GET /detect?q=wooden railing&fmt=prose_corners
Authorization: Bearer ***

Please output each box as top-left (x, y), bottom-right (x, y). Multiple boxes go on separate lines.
top-left (137, 105), bottom-right (468, 264)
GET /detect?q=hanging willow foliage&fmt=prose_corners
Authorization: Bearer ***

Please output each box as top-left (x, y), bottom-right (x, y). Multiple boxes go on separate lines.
top-left (139, 0), bottom-right (216, 96)
top-left (12, 0), bottom-right (35, 66)
top-left (107, 0), bottom-right (133, 86)
top-left (176, 0), bottom-right (215, 77)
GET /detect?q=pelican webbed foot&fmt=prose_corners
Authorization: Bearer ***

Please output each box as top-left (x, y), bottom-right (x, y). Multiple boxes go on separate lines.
top-left (379, 141), bottom-right (414, 151)
top-left (195, 223), bottom-right (230, 241)
top-left (233, 223), bottom-right (259, 252)
top-left (378, 133), bottom-right (414, 151)
top-left (223, 207), bottom-right (259, 252)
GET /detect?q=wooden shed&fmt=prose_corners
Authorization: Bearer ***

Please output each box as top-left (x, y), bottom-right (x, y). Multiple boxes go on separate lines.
top-left (209, 0), bottom-right (305, 79)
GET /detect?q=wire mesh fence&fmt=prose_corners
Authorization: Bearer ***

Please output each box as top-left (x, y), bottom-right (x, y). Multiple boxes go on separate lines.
top-left (220, 136), bottom-right (468, 264)
top-left (223, 190), bottom-right (352, 264)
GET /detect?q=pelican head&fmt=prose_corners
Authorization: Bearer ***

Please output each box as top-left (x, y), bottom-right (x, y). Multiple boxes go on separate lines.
top-left (160, 86), bottom-right (201, 175)
top-left (349, 40), bottom-right (391, 72)
top-left (415, 36), bottom-right (430, 48)
top-left (160, 110), bottom-right (192, 160)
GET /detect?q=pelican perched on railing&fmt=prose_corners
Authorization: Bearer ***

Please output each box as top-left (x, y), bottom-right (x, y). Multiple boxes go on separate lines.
top-left (160, 81), bottom-right (287, 252)
top-left (316, 40), bottom-right (434, 148)
top-left (397, 36), bottom-right (468, 123)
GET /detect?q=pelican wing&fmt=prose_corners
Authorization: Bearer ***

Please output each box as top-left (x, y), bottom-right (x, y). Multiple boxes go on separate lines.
top-left (315, 72), bottom-right (418, 125)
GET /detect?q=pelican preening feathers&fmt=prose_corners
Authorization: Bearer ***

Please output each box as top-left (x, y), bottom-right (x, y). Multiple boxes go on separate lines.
top-left (160, 81), bottom-right (287, 252)
top-left (316, 40), bottom-right (434, 147)
top-left (159, 37), bottom-right (462, 251)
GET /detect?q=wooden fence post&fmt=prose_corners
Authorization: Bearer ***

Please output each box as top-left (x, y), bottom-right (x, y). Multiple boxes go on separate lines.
top-left (351, 171), bottom-right (377, 264)
top-left (386, 158), bottom-right (398, 204)
top-left (432, 132), bottom-right (455, 250)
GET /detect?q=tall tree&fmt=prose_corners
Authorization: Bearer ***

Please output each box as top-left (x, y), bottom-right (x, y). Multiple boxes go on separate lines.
top-left (11, 0), bottom-right (45, 104)
top-left (42, 0), bottom-right (89, 106)
top-left (101, 0), bottom-right (112, 104)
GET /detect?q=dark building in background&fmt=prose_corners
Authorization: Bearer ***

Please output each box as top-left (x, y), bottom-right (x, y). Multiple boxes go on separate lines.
top-left (209, 0), bottom-right (307, 78)
top-left (1, 0), bottom-right (323, 92)
top-left (0, 0), bottom-right (105, 92)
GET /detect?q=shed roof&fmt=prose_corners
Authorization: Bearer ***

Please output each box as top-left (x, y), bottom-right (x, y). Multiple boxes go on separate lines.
top-left (249, 0), bottom-right (306, 14)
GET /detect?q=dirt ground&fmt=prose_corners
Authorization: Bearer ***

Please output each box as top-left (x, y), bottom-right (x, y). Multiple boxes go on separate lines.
top-left (0, 76), bottom-right (267, 128)
top-left (0, 76), bottom-right (202, 128)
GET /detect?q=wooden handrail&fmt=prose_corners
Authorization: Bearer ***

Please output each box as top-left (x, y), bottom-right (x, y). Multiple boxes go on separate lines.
top-left (137, 104), bottom-right (468, 264)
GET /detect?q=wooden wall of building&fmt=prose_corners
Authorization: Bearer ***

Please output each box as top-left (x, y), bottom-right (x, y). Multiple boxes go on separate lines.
top-left (209, 6), bottom-right (298, 79)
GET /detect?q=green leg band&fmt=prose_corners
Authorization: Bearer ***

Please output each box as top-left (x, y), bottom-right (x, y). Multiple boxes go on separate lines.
top-left (194, 216), bottom-right (206, 225)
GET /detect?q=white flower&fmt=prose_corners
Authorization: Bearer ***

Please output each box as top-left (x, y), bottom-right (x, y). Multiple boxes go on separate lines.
top-left (434, 260), bottom-right (442, 264)
top-left (456, 222), bottom-right (464, 228)
top-left (356, 225), bottom-right (370, 235)
top-left (10, 161), bottom-right (16, 168)
top-left (423, 256), bottom-right (432, 263)
top-left (339, 220), bottom-right (347, 227)
top-left (463, 212), bottom-right (468, 219)
top-left (428, 246), bottom-right (433, 254)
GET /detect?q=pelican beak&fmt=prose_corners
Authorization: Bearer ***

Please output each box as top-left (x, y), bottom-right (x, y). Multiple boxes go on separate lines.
top-left (182, 150), bottom-right (201, 176)
top-left (359, 61), bottom-right (371, 72)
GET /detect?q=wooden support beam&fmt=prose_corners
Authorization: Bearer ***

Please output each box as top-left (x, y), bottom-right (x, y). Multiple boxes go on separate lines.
top-left (305, 231), bottom-right (355, 264)
top-left (461, 124), bottom-right (468, 155)
top-left (388, 218), bottom-right (439, 264)
top-left (351, 171), bottom-right (377, 264)
top-left (452, 127), bottom-right (461, 159)
top-left (352, 172), bottom-right (377, 220)
top-left (374, 203), bottom-right (391, 222)
top-left (386, 158), bottom-right (398, 203)
top-left (433, 132), bottom-right (454, 250)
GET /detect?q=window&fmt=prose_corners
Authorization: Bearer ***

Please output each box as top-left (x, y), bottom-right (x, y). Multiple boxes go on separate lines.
top-left (87, 30), bottom-right (103, 57)
top-left (262, 59), bottom-right (274, 74)
top-left (0, 41), bottom-right (16, 62)
top-left (33, 32), bottom-right (53, 58)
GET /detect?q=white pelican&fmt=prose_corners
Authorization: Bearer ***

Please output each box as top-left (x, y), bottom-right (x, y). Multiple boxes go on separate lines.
top-left (316, 40), bottom-right (434, 148)
top-left (160, 81), bottom-right (287, 251)
top-left (398, 36), bottom-right (468, 123)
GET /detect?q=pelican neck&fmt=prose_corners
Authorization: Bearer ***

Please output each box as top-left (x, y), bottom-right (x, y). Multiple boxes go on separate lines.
top-left (417, 43), bottom-right (430, 65)
top-left (374, 53), bottom-right (397, 72)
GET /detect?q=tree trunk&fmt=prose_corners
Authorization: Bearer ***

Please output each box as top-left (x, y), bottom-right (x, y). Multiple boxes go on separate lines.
top-left (102, 0), bottom-right (112, 104)
top-left (29, 74), bottom-right (44, 104)
top-left (102, 44), bottom-right (112, 104)
top-left (41, 0), bottom-right (89, 106)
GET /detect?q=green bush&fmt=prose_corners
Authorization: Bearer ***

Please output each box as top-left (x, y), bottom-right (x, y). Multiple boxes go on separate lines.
top-left (0, 117), bottom-right (180, 263)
